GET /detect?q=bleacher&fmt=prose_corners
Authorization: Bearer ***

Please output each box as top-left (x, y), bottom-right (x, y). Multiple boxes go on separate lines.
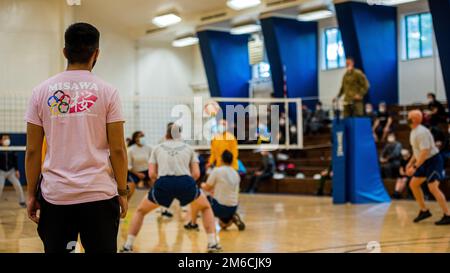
top-left (201, 103), bottom-right (450, 200)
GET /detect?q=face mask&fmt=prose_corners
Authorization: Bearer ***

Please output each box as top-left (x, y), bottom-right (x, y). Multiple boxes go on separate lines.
top-left (139, 137), bottom-right (146, 146)
top-left (387, 136), bottom-right (395, 143)
top-left (379, 108), bottom-right (385, 113)
top-left (366, 108), bottom-right (372, 114)
top-left (217, 125), bottom-right (225, 133)
top-left (2, 139), bottom-right (10, 146)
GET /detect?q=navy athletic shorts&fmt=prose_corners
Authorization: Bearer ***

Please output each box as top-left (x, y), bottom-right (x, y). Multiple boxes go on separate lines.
top-left (148, 175), bottom-right (200, 207)
top-left (127, 170), bottom-right (150, 184)
top-left (207, 196), bottom-right (238, 224)
top-left (413, 154), bottom-right (445, 183)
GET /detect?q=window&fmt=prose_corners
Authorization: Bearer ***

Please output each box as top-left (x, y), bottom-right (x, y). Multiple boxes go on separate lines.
top-left (323, 28), bottom-right (345, 70)
top-left (253, 62), bottom-right (271, 79)
top-left (405, 13), bottom-right (433, 60)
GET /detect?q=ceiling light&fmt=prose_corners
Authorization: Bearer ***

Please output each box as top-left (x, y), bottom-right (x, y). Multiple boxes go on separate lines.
top-left (172, 35), bottom-right (199, 47)
top-left (66, 0), bottom-right (81, 5)
top-left (298, 6), bottom-right (334, 21)
top-left (152, 13), bottom-right (182, 28)
top-left (227, 0), bottom-right (261, 11)
top-left (231, 23), bottom-right (261, 35)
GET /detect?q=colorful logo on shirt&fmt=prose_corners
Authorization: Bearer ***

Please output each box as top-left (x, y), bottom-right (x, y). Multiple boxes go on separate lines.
top-left (47, 90), bottom-right (98, 115)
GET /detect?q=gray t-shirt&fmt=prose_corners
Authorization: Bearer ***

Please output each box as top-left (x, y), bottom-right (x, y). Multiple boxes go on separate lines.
top-left (127, 144), bottom-right (152, 172)
top-left (206, 166), bottom-right (240, 207)
top-left (410, 124), bottom-right (439, 160)
top-left (149, 140), bottom-right (199, 177)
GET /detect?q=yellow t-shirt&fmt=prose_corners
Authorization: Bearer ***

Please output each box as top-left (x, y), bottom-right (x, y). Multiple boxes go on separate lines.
top-left (208, 132), bottom-right (238, 170)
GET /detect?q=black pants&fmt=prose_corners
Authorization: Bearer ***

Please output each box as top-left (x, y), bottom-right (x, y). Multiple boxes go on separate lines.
top-left (247, 172), bottom-right (273, 193)
top-left (37, 197), bottom-right (120, 253)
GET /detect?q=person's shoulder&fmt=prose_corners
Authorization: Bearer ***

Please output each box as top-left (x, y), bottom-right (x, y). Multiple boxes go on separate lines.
top-left (31, 72), bottom-right (65, 93)
top-left (90, 74), bottom-right (118, 93)
top-left (354, 68), bottom-right (365, 75)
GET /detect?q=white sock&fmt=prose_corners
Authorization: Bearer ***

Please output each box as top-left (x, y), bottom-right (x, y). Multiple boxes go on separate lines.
top-left (207, 233), bottom-right (217, 245)
top-left (124, 235), bottom-right (136, 249)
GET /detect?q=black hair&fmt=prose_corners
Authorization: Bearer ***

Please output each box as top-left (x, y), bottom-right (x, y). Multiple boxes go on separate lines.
top-left (346, 56), bottom-right (355, 62)
top-left (221, 150), bottom-right (234, 165)
top-left (316, 101), bottom-right (322, 106)
top-left (129, 131), bottom-right (142, 147)
top-left (427, 93), bottom-right (436, 99)
top-left (64, 23), bottom-right (100, 64)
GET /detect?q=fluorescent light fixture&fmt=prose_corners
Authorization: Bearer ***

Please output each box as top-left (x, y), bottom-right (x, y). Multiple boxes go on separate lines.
top-left (172, 35), bottom-right (199, 47)
top-left (227, 0), bottom-right (261, 10)
top-left (152, 13), bottom-right (182, 28)
top-left (298, 7), bottom-right (333, 22)
top-left (66, 0), bottom-right (81, 5)
top-left (378, 0), bottom-right (417, 6)
top-left (231, 23), bottom-right (261, 35)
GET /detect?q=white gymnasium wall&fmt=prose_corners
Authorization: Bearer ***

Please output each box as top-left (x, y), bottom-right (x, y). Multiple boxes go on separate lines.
top-left (73, 6), bottom-right (137, 97)
top-left (397, 0), bottom-right (446, 104)
top-left (0, 0), bottom-right (72, 96)
top-left (137, 43), bottom-right (204, 97)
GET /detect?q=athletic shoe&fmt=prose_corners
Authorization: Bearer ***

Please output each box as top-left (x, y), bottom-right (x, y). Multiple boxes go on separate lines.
top-left (413, 210), bottom-right (432, 223)
top-left (435, 215), bottom-right (450, 225)
top-left (19, 202), bottom-right (26, 208)
top-left (161, 210), bottom-right (173, 218)
top-left (232, 213), bottom-right (246, 231)
top-left (184, 222), bottom-right (199, 231)
top-left (207, 243), bottom-right (222, 253)
top-left (119, 246), bottom-right (133, 253)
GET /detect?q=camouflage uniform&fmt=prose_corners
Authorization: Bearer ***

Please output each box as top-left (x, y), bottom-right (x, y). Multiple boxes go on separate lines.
top-left (337, 68), bottom-right (370, 118)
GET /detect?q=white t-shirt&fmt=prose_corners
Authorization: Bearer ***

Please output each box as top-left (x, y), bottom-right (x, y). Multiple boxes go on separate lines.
top-left (410, 124), bottom-right (439, 160)
top-left (206, 166), bottom-right (240, 207)
top-left (127, 144), bottom-right (152, 172)
top-left (149, 140), bottom-right (199, 177)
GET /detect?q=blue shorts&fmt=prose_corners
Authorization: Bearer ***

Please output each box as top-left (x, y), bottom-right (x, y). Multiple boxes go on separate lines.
top-left (208, 196), bottom-right (238, 223)
top-left (148, 175), bottom-right (200, 207)
top-left (413, 154), bottom-right (445, 183)
top-left (127, 170), bottom-right (150, 184)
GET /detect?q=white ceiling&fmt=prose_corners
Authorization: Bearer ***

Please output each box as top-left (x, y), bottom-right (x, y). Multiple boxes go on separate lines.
top-left (71, 0), bottom-right (337, 43)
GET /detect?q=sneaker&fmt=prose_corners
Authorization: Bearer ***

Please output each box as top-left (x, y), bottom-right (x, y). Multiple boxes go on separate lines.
top-left (232, 213), bottom-right (246, 231)
top-left (435, 215), bottom-right (450, 226)
top-left (19, 202), bottom-right (27, 208)
top-left (207, 243), bottom-right (222, 253)
top-left (119, 246), bottom-right (133, 253)
top-left (184, 222), bottom-right (199, 231)
top-left (413, 210), bottom-right (432, 223)
top-left (161, 210), bottom-right (173, 218)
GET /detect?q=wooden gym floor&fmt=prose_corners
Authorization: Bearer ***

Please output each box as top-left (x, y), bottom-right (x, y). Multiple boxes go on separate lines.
top-left (0, 188), bottom-right (449, 253)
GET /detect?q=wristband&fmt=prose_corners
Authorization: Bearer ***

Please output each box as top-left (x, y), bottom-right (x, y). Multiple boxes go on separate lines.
top-left (118, 185), bottom-right (129, 197)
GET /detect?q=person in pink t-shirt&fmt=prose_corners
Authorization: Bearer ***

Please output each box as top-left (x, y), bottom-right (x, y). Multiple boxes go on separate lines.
top-left (24, 23), bottom-right (129, 253)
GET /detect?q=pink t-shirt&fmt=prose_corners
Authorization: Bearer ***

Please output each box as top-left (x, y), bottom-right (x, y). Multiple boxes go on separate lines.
top-left (25, 70), bottom-right (124, 205)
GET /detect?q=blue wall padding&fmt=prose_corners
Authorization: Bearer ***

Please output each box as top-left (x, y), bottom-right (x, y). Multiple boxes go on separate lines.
top-left (1, 133), bottom-right (26, 185)
top-left (197, 30), bottom-right (251, 98)
top-left (346, 118), bottom-right (391, 204)
top-left (428, 0), bottom-right (450, 116)
top-left (332, 119), bottom-right (348, 204)
top-left (335, 2), bottom-right (398, 105)
top-left (260, 17), bottom-right (318, 110)
top-left (332, 119), bottom-right (391, 204)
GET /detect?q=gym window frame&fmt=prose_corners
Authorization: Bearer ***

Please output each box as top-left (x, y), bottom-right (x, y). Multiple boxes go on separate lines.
top-left (404, 12), bottom-right (433, 60)
top-left (323, 27), bottom-right (346, 71)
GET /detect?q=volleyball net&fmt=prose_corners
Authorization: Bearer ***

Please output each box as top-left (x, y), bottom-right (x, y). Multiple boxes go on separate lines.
top-left (0, 95), bottom-right (317, 150)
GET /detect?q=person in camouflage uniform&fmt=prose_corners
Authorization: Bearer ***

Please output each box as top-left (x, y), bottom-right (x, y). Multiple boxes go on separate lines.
top-left (335, 57), bottom-right (370, 118)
